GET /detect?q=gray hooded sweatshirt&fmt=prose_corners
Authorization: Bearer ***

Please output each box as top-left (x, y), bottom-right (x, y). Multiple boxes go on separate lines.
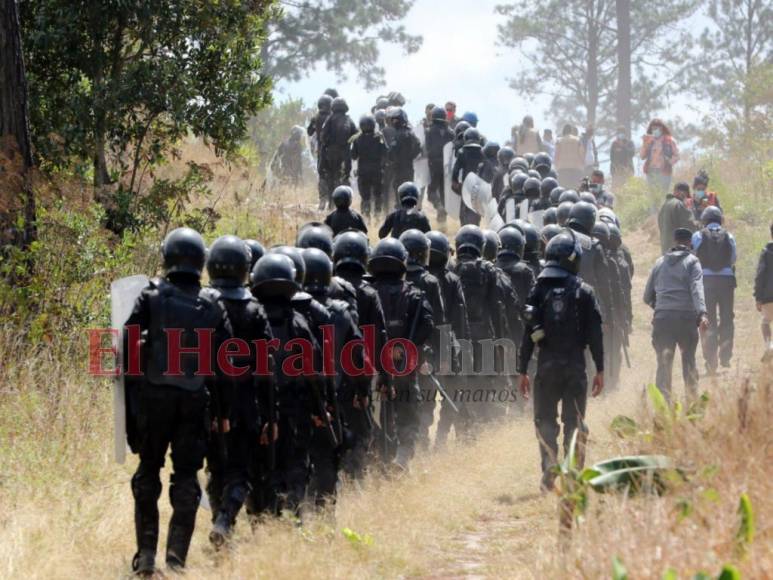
top-left (643, 247), bottom-right (706, 319)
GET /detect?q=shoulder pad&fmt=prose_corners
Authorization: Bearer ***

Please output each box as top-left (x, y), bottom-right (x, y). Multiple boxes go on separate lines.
top-left (198, 286), bottom-right (222, 306)
top-left (213, 285), bottom-right (253, 301)
top-left (334, 276), bottom-right (357, 298)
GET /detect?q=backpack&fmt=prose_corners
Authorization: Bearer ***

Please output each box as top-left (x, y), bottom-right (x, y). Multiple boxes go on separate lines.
top-left (538, 278), bottom-right (581, 351)
top-left (696, 227), bottom-right (732, 271)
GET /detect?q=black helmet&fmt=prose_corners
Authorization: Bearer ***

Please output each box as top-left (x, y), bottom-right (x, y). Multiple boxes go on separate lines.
top-left (454, 120), bottom-right (471, 139)
top-left (509, 157), bottom-right (529, 173)
top-left (510, 219), bottom-right (539, 255)
top-left (317, 94), bottom-right (333, 112)
top-left (542, 206), bottom-right (558, 225)
top-left (497, 146), bottom-right (516, 169)
top-left (482, 141), bottom-right (500, 161)
top-left (397, 181), bottom-right (420, 205)
top-left (592, 221), bottom-right (611, 246)
top-left (540, 224), bottom-right (563, 247)
top-left (359, 115), bottom-right (376, 133)
top-left (207, 235), bottom-right (251, 286)
top-left (542, 231), bottom-right (582, 277)
top-left (455, 224), bottom-right (485, 257)
top-left (269, 245), bottom-right (306, 285)
top-left (331, 97), bottom-right (348, 113)
top-left (162, 227), bottom-right (206, 276)
top-left (540, 177), bottom-right (559, 199)
top-left (297, 223), bottom-right (334, 257)
top-left (375, 109), bottom-right (387, 126)
top-left (608, 224), bottom-right (622, 250)
top-left (333, 230), bottom-right (369, 273)
top-left (244, 239), bottom-right (266, 270)
top-left (250, 254), bottom-right (298, 299)
top-left (549, 186), bottom-right (565, 206)
top-left (498, 225), bottom-right (525, 259)
top-left (332, 185), bottom-right (353, 209)
top-left (700, 205), bottom-right (723, 225)
top-left (557, 201), bottom-right (574, 225)
top-left (324, 88), bottom-right (339, 98)
top-left (533, 152), bottom-right (552, 170)
top-left (431, 106), bottom-right (446, 121)
top-left (463, 127), bottom-right (482, 148)
top-left (523, 152), bottom-right (535, 167)
top-left (548, 168), bottom-right (558, 179)
top-left (567, 201), bottom-right (598, 235)
top-left (368, 238), bottom-right (408, 275)
top-left (427, 230), bottom-right (451, 268)
top-left (523, 177), bottom-right (541, 199)
top-left (482, 229), bottom-right (501, 261)
top-left (399, 229), bottom-right (430, 268)
top-left (579, 191), bottom-right (598, 206)
top-left (559, 189), bottom-right (580, 204)
top-left (509, 172), bottom-right (528, 194)
top-left (302, 248), bottom-right (333, 294)
top-left (527, 169), bottom-right (541, 180)
top-left (376, 96), bottom-right (390, 110)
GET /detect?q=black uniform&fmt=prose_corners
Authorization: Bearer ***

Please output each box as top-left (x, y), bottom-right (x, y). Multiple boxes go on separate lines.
top-left (206, 286), bottom-right (275, 534)
top-left (378, 207), bottom-right (431, 239)
top-left (307, 111), bottom-right (330, 157)
top-left (389, 126), bottom-right (422, 202)
top-left (125, 274), bottom-right (233, 570)
top-left (452, 146), bottom-right (486, 226)
top-left (319, 112), bottom-right (357, 208)
top-left (425, 121), bottom-right (454, 220)
top-left (324, 208), bottom-right (368, 236)
top-left (351, 130), bottom-right (388, 216)
top-left (518, 274), bottom-right (603, 486)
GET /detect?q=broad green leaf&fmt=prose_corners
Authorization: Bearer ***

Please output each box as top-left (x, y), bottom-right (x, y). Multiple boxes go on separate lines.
top-left (612, 556), bottom-right (628, 580)
top-left (647, 384), bottom-right (671, 418)
top-left (716, 564), bottom-right (741, 580)
top-left (610, 415), bottom-right (639, 438)
top-left (735, 493), bottom-right (754, 556)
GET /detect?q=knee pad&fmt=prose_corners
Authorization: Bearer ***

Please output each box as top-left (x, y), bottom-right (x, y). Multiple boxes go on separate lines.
top-left (169, 474), bottom-right (201, 511)
top-left (132, 470), bottom-right (162, 503)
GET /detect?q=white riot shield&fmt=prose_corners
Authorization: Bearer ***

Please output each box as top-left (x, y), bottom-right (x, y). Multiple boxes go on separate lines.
top-left (413, 157), bottom-right (430, 190)
top-left (517, 199), bottom-right (529, 220)
top-left (443, 142), bottom-right (460, 218)
top-left (462, 173), bottom-right (503, 230)
top-left (111, 275), bottom-right (149, 464)
top-left (528, 209), bottom-right (546, 230)
top-left (503, 198), bottom-right (516, 222)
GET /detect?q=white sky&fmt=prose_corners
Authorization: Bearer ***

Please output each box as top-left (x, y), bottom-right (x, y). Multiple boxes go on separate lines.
top-left (275, 0), bottom-right (705, 146)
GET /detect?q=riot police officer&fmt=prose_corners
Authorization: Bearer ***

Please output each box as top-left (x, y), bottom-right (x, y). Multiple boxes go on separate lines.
top-left (324, 185), bottom-right (368, 236)
top-left (378, 182), bottom-right (431, 239)
top-left (318, 97), bottom-right (357, 210)
top-left (351, 114), bottom-right (388, 217)
top-left (496, 226), bottom-right (536, 351)
top-left (425, 106), bottom-right (454, 223)
top-left (451, 128), bottom-right (487, 226)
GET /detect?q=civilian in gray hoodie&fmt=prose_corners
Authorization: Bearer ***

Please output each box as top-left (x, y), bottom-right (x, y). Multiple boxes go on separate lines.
top-left (643, 228), bottom-right (709, 401)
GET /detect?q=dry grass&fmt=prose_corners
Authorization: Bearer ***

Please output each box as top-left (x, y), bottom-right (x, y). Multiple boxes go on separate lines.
top-left (1, 152), bottom-right (771, 579)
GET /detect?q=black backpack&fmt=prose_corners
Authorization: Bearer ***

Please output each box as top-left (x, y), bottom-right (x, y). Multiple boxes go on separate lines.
top-left (538, 278), bottom-right (581, 351)
top-left (696, 227), bottom-right (732, 271)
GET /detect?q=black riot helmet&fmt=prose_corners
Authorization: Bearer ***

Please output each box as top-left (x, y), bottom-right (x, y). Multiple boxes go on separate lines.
top-left (359, 114), bottom-right (376, 133)
top-left (296, 223), bottom-right (334, 257)
top-left (527, 169), bottom-right (541, 180)
top-left (483, 141), bottom-right (500, 161)
top-left (455, 224), bottom-right (485, 257)
top-left (509, 172), bottom-right (528, 194)
top-left (523, 152), bottom-right (535, 167)
top-left (700, 205), bottom-right (723, 225)
top-left (580, 191), bottom-right (598, 206)
top-left (463, 127), bottom-right (482, 148)
top-left (540, 224), bottom-right (563, 248)
top-left (331, 97), bottom-right (348, 113)
top-left (162, 227), bottom-right (207, 277)
top-left (398, 181), bottom-right (421, 206)
top-left (332, 185), bottom-right (353, 209)
top-left (498, 225), bottom-right (525, 259)
top-left (206, 235), bottom-right (251, 286)
top-left (559, 189), bottom-right (580, 204)
top-left (592, 221), bottom-right (611, 247)
top-left (482, 229), bottom-right (501, 261)
top-left (533, 152), bottom-right (552, 172)
top-left (542, 231), bottom-right (582, 277)
top-left (549, 186), bottom-right (565, 206)
top-left (399, 229), bottom-right (430, 268)
top-left (332, 230), bottom-right (369, 273)
top-left (497, 146), bottom-right (516, 170)
top-left (542, 206), bottom-right (558, 225)
top-left (244, 239), bottom-right (266, 271)
top-left (509, 157), bottom-right (529, 173)
top-left (250, 254), bottom-right (298, 299)
top-left (301, 248), bottom-right (334, 294)
top-left (557, 201), bottom-right (574, 226)
top-left (269, 245), bottom-right (306, 285)
top-left (431, 106), bottom-right (446, 122)
top-left (317, 94), bottom-right (333, 112)
top-left (540, 177), bottom-right (559, 199)
top-left (608, 224), bottom-right (623, 250)
top-left (368, 238), bottom-right (408, 276)
top-left (324, 88), bottom-right (339, 98)
top-left (427, 230), bottom-right (451, 268)
top-left (510, 219), bottom-right (539, 255)
top-left (567, 201), bottom-right (598, 235)
top-left (376, 96), bottom-right (390, 110)
top-left (523, 177), bottom-right (541, 199)
top-left (454, 120), bottom-right (471, 139)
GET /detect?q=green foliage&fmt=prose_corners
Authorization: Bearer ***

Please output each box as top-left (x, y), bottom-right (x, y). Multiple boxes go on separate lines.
top-left (263, 0), bottom-right (422, 89)
top-left (588, 455), bottom-right (675, 494)
top-left (735, 493), bottom-right (754, 557)
top-left (612, 555), bottom-right (629, 580)
top-left (716, 565), bottom-right (741, 580)
top-left (662, 568), bottom-right (678, 580)
top-left (342, 527), bottom-right (374, 548)
top-left (610, 415), bottom-right (639, 438)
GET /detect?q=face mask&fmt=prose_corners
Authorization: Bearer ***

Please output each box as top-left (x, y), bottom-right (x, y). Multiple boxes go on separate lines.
top-left (694, 190), bottom-right (706, 200)
top-left (590, 184), bottom-right (601, 194)
top-left (652, 128), bottom-right (663, 138)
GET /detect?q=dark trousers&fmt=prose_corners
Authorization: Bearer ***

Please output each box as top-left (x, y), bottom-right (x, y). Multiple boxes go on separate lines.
top-left (702, 276), bottom-right (735, 370)
top-left (533, 355), bottom-right (588, 478)
top-left (392, 166), bottom-right (414, 207)
top-left (339, 396), bottom-right (372, 479)
top-left (132, 386), bottom-right (208, 567)
top-left (427, 160), bottom-right (447, 219)
top-left (394, 376), bottom-right (421, 462)
top-left (652, 315), bottom-right (699, 402)
top-left (206, 421), bottom-right (255, 530)
top-left (318, 155), bottom-right (350, 209)
top-left (358, 172), bottom-right (383, 216)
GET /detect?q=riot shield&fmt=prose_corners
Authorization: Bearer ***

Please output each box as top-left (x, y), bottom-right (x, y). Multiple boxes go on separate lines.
top-left (443, 142), bottom-right (460, 219)
top-left (110, 275), bottom-right (149, 464)
top-left (461, 173), bottom-right (503, 230)
top-left (413, 125), bottom-right (430, 190)
top-left (528, 209), bottom-right (545, 230)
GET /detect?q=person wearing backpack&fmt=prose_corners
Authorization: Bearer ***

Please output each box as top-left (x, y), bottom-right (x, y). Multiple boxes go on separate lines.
top-left (754, 222), bottom-right (773, 352)
top-left (692, 206), bottom-right (736, 373)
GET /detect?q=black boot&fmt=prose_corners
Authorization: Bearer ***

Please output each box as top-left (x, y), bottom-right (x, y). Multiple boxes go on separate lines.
top-left (166, 476), bottom-right (200, 570)
top-left (131, 472), bottom-right (161, 576)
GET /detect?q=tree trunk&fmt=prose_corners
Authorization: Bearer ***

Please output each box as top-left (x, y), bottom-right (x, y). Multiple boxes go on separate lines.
top-left (0, 0), bottom-right (36, 249)
top-left (615, 0), bottom-right (632, 136)
top-left (585, 0), bottom-right (600, 129)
